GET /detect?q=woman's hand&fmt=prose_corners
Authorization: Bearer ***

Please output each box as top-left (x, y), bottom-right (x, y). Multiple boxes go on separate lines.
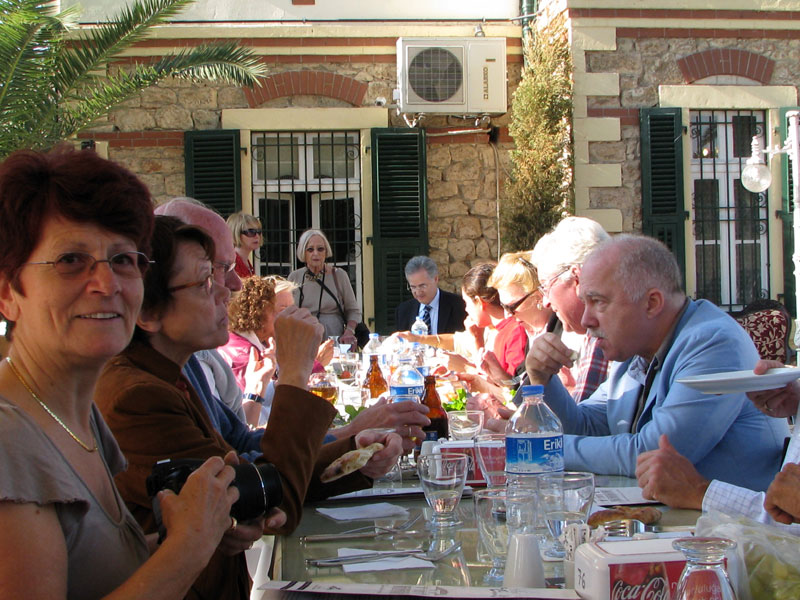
top-left (243, 342), bottom-right (276, 397)
top-left (316, 338), bottom-right (335, 366)
top-left (158, 456), bottom-right (239, 563)
top-left (340, 323), bottom-right (358, 350)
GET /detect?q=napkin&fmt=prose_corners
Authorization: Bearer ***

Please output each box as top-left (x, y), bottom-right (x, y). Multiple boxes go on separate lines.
top-left (316, 502), bottom-right (408, 521)
top-left (338, 548), bottom-right (434, 573)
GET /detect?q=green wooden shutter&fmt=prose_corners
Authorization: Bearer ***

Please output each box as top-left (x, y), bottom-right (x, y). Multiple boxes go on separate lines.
top-left (184, 130), bottom-right (242, 218)
top-left (640, 107), bottom-right (686, 280)
top-left (371, 127), bottom-right (428, 334)
top-left (779, 107), bottom-right (800, 317)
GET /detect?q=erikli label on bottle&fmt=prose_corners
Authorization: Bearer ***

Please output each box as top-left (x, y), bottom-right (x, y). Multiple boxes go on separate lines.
top-left (505, 433), bottom-right (564, 474)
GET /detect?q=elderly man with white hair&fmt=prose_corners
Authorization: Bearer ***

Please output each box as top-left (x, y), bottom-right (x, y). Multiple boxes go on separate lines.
top-left (543, 233), bottom-right (787, 489)
top-left (528, 216), bottom-right (611, 401)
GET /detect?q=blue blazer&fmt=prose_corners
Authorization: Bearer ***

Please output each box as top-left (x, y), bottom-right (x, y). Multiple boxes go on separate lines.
top-left (543, 299), bottom-right (789, 491)
top-left (394, 288), bottom-right (467, 334)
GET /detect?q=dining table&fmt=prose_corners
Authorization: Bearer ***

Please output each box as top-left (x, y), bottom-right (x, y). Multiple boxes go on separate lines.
top-left (250, 472), bottom-right (701, 600)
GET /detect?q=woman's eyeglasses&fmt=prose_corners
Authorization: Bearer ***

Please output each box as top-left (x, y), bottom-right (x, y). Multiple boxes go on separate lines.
top-left (167, 273), bottom-right (215, 295)
top-left (241, 229), bottom-right (262, 237)
top-left (500, 290), bottom-right (534, 316)
top-left (306, 246), bottom-right (326, 254)
top-left (22, 251), bottom-right (153, 279)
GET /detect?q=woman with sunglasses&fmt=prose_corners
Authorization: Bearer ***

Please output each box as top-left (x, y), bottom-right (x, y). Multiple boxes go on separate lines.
top-left (227, 212), bottom-right (262, 279)
top-left (288, 229), bottom-right (361, 349)
top-left (0, 147), bottom-right (238, 599)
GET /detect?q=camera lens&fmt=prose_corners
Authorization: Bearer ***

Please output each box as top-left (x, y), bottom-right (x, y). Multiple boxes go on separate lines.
top-left (230, 462), bottom-right (283, 521)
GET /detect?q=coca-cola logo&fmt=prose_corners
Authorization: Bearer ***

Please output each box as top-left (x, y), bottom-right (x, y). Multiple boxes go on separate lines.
top-left (611, 576), bottom-right (669, 600)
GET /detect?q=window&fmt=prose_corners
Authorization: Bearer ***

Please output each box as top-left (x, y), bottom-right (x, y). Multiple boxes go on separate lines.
top-left (251, 131), bottom-right (363, 305)
top-left (689, 110), bottom-right (770, 309)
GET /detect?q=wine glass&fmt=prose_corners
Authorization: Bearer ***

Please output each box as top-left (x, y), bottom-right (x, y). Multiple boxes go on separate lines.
top-left (672, 537), bottom-right (738, 600)
top-left (474, 433), bottom-right (507, 486)
top-left (538, 471), bottom-right (595, 559)
top-left (473, 487), bottom-right (538, 585)
top-left (416, 453), bottom-right (470, 528)
top-left (447, 410), bottom-right (484, 440)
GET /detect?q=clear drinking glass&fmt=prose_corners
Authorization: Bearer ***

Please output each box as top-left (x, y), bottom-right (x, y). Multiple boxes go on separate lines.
top-left (417, 453), bottom-right (470, 528)
top-left (538, 471), bottom-right (595, 558)
top-left (473, 487), bottom-right (538, 585)
top-left (474, 433), bottom-right (507, 486)
top-left (672, 537), bottom-right (738, 600)
top-left (447, 410), bottom-right (484, 440)
top-left (308, 372), bottom-right (338, 404)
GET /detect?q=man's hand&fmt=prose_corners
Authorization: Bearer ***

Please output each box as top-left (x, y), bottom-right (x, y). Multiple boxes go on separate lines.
top-left (333, 397), bottom-right (430, 452)
top-left (274, 306), bottom-right (324, 390)
top-left (747, 359), bottom-right (800, 418)
top-left (765, 462), bottom-right (800, 524)
top-left (525, 333), bottom-right (575, 386)
top-left (353, 429), bottom-right (404, 479)
top-left (635, 435), bottom-right (710, 510)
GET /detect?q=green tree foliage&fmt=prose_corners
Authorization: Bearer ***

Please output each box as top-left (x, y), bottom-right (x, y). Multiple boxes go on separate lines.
top-left (502, 21), bottom-right (573, 251)
top-left (0, 0), bottom-right (267, 159)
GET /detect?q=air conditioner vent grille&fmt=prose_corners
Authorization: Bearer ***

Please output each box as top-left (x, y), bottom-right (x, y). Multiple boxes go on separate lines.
top-left (408, 47), bottom-right (463, 103)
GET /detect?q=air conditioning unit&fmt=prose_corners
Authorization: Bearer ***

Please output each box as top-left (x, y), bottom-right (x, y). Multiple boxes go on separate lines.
top-left (396, 37), bottom-right (507, 115)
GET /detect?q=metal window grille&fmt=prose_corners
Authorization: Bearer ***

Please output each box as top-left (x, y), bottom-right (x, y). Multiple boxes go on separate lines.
top-left (690, 109), bottom-right (770, 310)
top-left (250, 131), bottom-right (363, 306)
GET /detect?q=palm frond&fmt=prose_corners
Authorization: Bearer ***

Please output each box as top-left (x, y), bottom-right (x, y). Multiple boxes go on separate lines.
top-left (0, 0), bottom-right (268, 158)
top-left (53, 0), bottom-right (196, 97)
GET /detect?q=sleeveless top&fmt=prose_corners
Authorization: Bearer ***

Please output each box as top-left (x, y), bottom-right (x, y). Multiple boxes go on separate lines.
top-left (0, 398), bottom-right (149, 600)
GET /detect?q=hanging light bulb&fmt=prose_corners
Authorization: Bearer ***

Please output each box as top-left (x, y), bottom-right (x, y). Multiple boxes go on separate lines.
top-left (741, 135), bottom-right (772, 193)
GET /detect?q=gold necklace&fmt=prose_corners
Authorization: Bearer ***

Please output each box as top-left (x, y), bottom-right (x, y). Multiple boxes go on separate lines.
top-left (5, 356), bottom-right (97, 453)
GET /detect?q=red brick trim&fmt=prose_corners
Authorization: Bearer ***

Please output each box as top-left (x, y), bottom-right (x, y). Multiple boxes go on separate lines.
top-left (244, 70), bottom-right (368, 107)
top-left (586, 107), bottom-right (639, 127)
top-left (128, 37), bottom-right (522, 49)
top-left (616, 27), bottom-right (798, 40)
top-left (677, 49), bottom-right (774, 84)
top-left (76, 131), bottom-right (184, 148)
top-left (570, 8), bottom-right (800, 20)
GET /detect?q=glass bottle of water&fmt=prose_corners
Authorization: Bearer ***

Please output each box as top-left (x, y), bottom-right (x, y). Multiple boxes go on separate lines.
top-left (505, 385), bottom-right (564, 490)
top-left (361, 332), bottom-right (382, 370)
top-left (389, 356), bottom-right (424, 401)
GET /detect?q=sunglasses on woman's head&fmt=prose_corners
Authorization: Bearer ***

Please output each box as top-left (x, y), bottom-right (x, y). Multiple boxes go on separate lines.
top-left (242, 228), bottom-right (262, 237)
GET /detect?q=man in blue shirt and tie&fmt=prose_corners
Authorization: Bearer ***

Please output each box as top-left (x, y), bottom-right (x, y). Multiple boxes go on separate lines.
top-left (394, 256), bottom-right (467, 334)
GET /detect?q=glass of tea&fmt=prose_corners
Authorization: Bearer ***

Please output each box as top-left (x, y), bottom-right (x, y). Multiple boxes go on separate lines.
top-left (308, 372), bottom-right (338, 404)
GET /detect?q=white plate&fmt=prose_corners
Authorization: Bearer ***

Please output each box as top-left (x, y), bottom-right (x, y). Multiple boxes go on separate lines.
top-left (676, 367), bottom-right (800, 394)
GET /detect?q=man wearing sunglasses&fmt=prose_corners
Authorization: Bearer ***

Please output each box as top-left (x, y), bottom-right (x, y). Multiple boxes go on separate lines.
top-left (394, 256), bottom-right (467, 335)
top-left (528, 216), bottom-right (611, 402)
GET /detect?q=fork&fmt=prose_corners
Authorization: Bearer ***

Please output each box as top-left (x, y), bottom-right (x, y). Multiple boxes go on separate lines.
top-left (306, 542), bottom-right (462, 567)
top-left (300, 513), bottom-right (422, 543)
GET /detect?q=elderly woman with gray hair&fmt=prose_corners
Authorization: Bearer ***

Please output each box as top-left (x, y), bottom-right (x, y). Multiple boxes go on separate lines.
top-left (287, 229), bottom-right (361, 348)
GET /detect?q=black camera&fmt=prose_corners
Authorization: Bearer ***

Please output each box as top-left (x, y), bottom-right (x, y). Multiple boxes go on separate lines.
top-left (146, 458), bottom-right (283, 524)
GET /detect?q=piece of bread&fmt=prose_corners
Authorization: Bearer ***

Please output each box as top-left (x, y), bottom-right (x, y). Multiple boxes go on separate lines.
top-left (588, 505), bottom-right (662, 528)
top-left (320, 442), bottom-right (385, 483)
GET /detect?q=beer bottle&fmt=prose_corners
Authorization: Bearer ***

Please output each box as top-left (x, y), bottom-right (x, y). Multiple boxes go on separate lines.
top-left (365, 354), bottom-right (388, 400)
top-left (421, 375), bottom-right (448, 441)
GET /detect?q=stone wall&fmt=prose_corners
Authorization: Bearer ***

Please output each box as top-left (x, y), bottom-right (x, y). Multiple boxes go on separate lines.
top-left (584, 36), bottom-right (800, 231)
top-left (89, 60), bottom-right (521, 292)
